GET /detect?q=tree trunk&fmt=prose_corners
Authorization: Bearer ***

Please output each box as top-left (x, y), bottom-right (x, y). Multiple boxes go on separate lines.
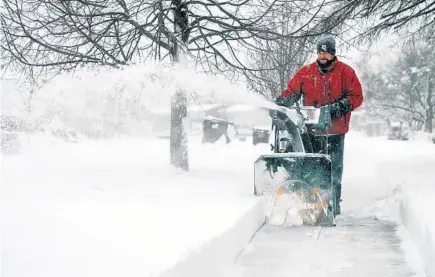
top-left (170, 88), bottom-right (189, 171)
top-left (170, 0), bottom-right (189, 171)
top-left (169, 46), bottom-right (189, 171)
top-left (425, 78), bottom-right (433, 133)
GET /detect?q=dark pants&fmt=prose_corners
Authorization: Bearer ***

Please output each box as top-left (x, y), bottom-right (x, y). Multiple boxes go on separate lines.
top-left (328, 134), bottom-right (345, 203)
top-left (307, 133), bottom-right (345, 203)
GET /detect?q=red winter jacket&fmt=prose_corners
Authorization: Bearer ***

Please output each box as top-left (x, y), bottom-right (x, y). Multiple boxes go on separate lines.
top-left (280, 58), bottom-right (363, 134)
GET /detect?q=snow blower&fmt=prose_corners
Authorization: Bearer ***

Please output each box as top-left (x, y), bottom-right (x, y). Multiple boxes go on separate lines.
top-left (254, 104), bottom-right (338, 227)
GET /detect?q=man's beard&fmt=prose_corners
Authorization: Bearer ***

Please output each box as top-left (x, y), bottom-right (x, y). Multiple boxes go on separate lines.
top-left (317, 56), bottom-right (336, 72)
top-left (317, 58), bottom-right (333, 67)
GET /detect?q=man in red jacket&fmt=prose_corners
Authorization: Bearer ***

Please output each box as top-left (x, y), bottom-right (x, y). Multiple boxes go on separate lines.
top-left (275, 35), bottom-right (363, 215)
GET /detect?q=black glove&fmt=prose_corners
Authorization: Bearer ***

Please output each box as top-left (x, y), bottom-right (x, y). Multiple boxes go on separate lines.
top-left (275, 96), bottom-right (298, 107)
top-left (329, 98), bottom-right (352, 119)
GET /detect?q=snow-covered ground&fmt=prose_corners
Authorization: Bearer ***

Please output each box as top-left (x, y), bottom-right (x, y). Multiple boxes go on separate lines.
top-left (231, 131), bottom-right (435, 277)
top-left (1, 134), bottom-right (266, 277)
top-left (1, 130), bottom-right (435, 277)
top-left (374, 137), bottom-right (435, 276)
top-left (343, 132), bottom-right (435, 276)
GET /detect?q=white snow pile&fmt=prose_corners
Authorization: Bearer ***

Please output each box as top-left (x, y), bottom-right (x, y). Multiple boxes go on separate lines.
top-left (346, 133), bottom-right (435, 276)
top-left (387, 154), bottom-right (435, 277)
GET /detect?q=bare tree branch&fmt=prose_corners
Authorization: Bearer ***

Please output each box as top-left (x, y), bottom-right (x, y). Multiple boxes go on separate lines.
top-left (2, 0), bottom-right (350, 80)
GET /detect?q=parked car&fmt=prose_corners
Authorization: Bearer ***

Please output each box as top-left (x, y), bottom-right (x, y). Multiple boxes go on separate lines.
top-left (252, 127), bottom-right (270, 145)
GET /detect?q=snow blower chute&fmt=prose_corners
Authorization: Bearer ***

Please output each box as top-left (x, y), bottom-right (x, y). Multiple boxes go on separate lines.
top-left (254, 104), bottom-right (338, 227)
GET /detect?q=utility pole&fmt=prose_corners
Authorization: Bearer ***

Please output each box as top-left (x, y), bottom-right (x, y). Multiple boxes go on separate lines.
top-left (170, 0), bottom-right (190, 171)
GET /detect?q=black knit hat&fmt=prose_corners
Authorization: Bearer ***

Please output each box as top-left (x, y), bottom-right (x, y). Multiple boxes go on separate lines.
top-left (316, 35), bottom-right (336, 55)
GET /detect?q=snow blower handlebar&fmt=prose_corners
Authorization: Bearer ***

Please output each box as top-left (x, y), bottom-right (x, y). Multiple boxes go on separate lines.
top-left (306, 105), bottom-right (332, 131)
top-left (269, 104), bottom-right (332, 133)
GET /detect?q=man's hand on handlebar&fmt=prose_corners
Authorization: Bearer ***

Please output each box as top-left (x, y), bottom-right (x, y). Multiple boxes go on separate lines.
top-left (324, 98), bottom-right (352, 119)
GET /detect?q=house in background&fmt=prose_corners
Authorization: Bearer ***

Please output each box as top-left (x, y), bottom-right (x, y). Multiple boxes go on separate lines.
top-left (349, 109), bottom-right (389, 137)
top-left (148, 103), bottom-right (272, 139)
top-left (148, 103), bottom-right (228, 137)
top-left (224, 104), bottom-right (271, 136)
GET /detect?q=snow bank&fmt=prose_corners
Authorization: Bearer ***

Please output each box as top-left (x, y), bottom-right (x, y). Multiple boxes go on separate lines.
top-left (160, 199), bottom-right (265, 277)
top-left (392, 157), bottom-right (435, 277)
top-left (399, 189), bottom-right (435, 277)
top-left (1, 134), bottom-right (268, 277)
top-left (347, 132), bottom-right (435, 276)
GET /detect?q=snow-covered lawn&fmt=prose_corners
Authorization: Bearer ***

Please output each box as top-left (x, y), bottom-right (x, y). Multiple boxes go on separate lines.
top-left (1, 134), bottom-right (266, 277)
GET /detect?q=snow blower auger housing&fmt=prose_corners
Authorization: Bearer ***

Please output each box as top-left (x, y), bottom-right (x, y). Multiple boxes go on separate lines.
top-left (254, 104), bottom-right (338, 227)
